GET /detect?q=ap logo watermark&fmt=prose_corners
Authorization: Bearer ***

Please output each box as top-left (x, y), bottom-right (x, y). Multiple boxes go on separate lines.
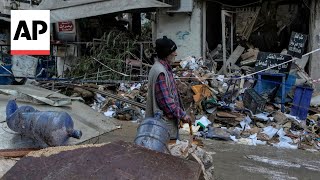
top-left (11, 10), bottom-right (50, 55)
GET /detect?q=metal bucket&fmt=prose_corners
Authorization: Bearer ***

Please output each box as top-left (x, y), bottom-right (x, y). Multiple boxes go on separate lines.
top-left (134, 117), bottom-right (170, 153)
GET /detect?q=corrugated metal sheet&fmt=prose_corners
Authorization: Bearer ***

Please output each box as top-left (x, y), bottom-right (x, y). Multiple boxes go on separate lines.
top-left (36, 0), bottom-right (171, 23)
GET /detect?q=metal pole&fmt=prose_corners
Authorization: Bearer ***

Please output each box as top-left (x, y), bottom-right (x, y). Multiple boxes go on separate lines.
top-left (96, 68), bottom-right (100, 85)
top-left (202, 1), bottom-right (207, 62)
top-left (0, 45), bottom-right (2, 62)
top-left (231, 13), bottom-right (234, 53)
top-left (221, 10), bottom-right (227, 75)
top-left (140, 42), bottom-right (143, 81)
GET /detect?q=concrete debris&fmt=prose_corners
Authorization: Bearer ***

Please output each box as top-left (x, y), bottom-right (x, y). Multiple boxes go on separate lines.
top-left (169, 140), bottom-right (214, 180)
top-left (179, 123), bottom-right (201, 135)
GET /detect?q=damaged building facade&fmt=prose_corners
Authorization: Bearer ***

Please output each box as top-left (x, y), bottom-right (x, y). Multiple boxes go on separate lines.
top-left (155, 0), bottom-right (320, 90)
top-left (1, 0), bottom-right (320, 84)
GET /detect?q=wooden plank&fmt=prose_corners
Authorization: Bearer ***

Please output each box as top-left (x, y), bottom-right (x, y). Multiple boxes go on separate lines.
top-left (219, 45), bottom-right (245, 74)
top-left (294, 55), bottom-right (309, 70)
top-left (240, 58), bottom-right (256, 66)
top-left (3, 141), bottom-right (201, 180)
top-left (297, 70), bottom-right (313, 84)
top-left (0, 148), bottom-right (40, 158)
top-left (236, 7), bottom-right (261, 40)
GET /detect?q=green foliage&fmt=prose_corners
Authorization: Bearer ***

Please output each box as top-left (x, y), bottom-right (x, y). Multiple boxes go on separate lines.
top-left (141, 21), bottom-right (152, 41)
top-left (69, 30), bottom-right (138, 80)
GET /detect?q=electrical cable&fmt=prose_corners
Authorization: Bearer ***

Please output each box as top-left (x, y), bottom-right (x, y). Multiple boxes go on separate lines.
top-left (206, 0), bottom-right (262, 8)
top-left (302, 0), bottom-right (311, 10)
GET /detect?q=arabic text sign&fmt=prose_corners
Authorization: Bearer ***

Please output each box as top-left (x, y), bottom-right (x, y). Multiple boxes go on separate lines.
top-left (58, 21), bottom-right (74, 32)
top-left (255, 52), bottom-right (292, 74)
top-left (288, 32), bottom-right (308, 58)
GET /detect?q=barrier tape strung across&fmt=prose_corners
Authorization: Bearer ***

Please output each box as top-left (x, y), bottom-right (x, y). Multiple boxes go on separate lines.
top-left (312, 79), bottom-right (320, 84)
top-left (239, 48), bottom-right (320, 80)
top-left (175, 48), bottom-right (320, 82)
top-left (86, 48), bottom-right (320, 83)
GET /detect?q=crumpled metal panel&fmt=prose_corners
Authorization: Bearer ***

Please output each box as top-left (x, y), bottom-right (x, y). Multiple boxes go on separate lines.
top-left (3, 141), bottom-right (201, 180)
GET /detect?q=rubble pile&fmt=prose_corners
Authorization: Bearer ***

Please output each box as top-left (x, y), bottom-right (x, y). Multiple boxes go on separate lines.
top-left (89, 82), bottom-right (147, 122)
top-left (38, 50), bottom-right (320, 150)
top-left (172, 55), bottom-right (320, 151)
top-left (40, 53), bottom-right (319, 152)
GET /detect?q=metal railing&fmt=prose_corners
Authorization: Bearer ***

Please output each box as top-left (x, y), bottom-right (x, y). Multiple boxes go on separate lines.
top-left (0, 41), bottom-right (154, 82)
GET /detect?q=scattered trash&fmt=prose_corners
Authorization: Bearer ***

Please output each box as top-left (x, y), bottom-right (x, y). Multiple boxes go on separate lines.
top-left (202, 126), bottom-right (231, 141)
top-left (179, 56), bottom-right (202, 70)
top-left (104, 109), bottom-right (115, 117)
top-left (253, 113), bottom-right (270, 121)
top-left (261, 126), bottom-right (279, 139)
top-left (195, 116), bottom-right (212, 129)
top-left (237, 133), bottom-right (266, 146)
top-left (272, 128), bottom-right (298, 149)
top-left (240, 116), bottom-right (252, 130)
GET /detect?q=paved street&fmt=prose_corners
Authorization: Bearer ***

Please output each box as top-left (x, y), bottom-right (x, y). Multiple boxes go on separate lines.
top-left (85, 120), bottom-right (320, 180)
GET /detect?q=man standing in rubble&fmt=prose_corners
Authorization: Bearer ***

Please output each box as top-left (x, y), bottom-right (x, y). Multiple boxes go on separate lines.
top-left (146, 36), bottom-right (191, 140)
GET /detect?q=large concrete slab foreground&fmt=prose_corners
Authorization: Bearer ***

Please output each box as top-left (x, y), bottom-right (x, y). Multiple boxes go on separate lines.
top-left (2, 141), bottom-right (201, 180)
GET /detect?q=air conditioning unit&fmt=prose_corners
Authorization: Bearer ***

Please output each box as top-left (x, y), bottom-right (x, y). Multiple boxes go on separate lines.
top-left (162, 0), bottom-right (193, 13)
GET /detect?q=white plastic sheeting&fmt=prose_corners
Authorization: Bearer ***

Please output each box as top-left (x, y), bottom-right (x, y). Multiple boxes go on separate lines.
top-left (11, 55), bottom-right (38, 78)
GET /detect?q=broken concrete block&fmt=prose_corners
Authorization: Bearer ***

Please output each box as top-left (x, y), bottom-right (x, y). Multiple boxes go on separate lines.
top-left (249, 127), bottom-right (261, 134)
top-left (257, 132), bottom-right (271, 141)
top-left (256, 122), bottom-right (266, 128)
top-left (272, 111), bottom-right (288, 124)
top-left (283, 121), bottom-right (292, 129)
top-left (235, 101), bottom-right (245, 109)
top-left (73, 87), bottom-right (94, 98)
